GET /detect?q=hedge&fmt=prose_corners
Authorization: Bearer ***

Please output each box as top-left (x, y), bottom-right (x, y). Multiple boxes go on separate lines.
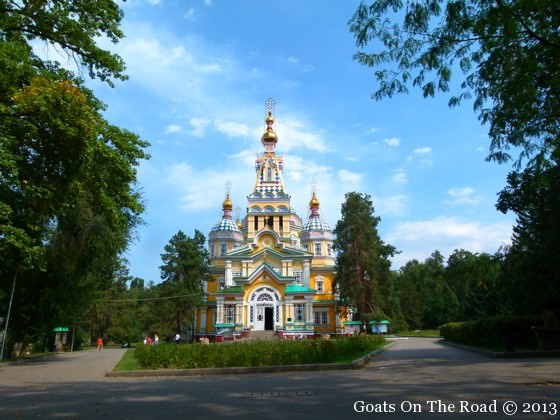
top-left (440, 316), bottom-right (540, 350)
top-left (134, 335), bottom-right (384, 369)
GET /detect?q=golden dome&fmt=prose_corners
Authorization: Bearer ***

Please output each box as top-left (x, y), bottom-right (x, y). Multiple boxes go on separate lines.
top-left (236, 218), bottom-right (242, 229)
top-left (261, 111), bottom-right (278, 145)
top-left (222, 194), bottom-right (233, 210)
top-left (309, 192), bottom-right (320, 208)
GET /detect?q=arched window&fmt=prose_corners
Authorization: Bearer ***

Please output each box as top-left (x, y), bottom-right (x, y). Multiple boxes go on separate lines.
top-left (267, 167), bottom-right (272, 181)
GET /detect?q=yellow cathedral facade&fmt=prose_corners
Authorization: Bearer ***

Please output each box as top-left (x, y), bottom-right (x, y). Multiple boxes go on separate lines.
top-left (195, 106), bottom-right (341, 338)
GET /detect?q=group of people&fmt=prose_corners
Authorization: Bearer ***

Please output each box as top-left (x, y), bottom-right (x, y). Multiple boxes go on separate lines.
top-left (143, 333), bottom-right (159, 345)
top-left (142, 333), bottom-right (183, 345)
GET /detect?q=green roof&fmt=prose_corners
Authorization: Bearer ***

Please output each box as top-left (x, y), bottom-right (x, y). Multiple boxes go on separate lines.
top-left (215, 286), bottom-right (243, 294)
top-left (380, 320), bottom-right (391, 324)
top-left (369, 320), bottom-right (379, 324)
top-left (285, 284), bottom-right (316, 293)
top-left (344, 321), bottom-right (362, 325)
top-left (53, 327), bottom-right (69, 332)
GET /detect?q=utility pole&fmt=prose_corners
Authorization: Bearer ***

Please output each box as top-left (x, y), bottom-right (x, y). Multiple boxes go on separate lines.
top-left (0, 272), bottom-right (17, 361)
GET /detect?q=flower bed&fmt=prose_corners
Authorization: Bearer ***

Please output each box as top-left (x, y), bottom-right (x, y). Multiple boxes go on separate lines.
top-left (134, 335), bottom-right (384, 369)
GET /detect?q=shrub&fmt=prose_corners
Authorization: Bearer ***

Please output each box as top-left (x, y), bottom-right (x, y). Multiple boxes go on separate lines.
top-left (440, 316), bottom-right (540, 350)
top-left (134, 335), bottom-right (384, 369)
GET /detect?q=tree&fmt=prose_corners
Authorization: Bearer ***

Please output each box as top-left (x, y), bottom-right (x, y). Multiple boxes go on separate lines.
top-left (445, 249), bottom-right (501, 320)
top-left (349, 0), bottom-right (560, 168)
top-left (496, 151), bottom-right (560, 315)
top-left (1, 0), bottom-right (127, 85)
top-left (159, 230), bottom-right (210, 334)
top-left (0, 1), bottom-right (148, 354)
top-left (333, 192), bottom-right (397, 326)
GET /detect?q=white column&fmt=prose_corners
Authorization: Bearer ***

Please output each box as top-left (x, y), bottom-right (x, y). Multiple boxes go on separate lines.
top-left (225, 260), bottom-right (232, 287)
top-left (200, 308), bottom-right (207, 333)
top-left (303, 260), bottom-right (310, 288)
top-left (236, 302), bottom-right (243, 325)
top-left (216, 298), bottom-right (224, 324)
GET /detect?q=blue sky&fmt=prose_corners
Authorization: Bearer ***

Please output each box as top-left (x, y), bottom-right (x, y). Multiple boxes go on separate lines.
top-left (69, 0), bottom-right (513, 282)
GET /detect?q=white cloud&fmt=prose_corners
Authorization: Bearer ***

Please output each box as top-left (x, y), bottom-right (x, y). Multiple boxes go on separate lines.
top-left (190, 117), bottom-right (210, 137)
top-left (413, 146), bottom-right (432, 154)
top-left (193, 63), bottom-right (222, 74)
top-left (446, 187), bottom-right (481, 206)
top-left (203, 0), bottom-right (212, 5)
top-left (277, 118), bottom-right (330, 152)
top-left (376, 194), bottom-right (408, 216)
top-left (214, 120), bottom-right (252, 138)
top-left (165, 124), bottom-right (184, 134)
top-left (392, 169), bottom-right (408, 184)
top-left (366, 127), bottom-right (380, 135)
top-left (184, 8), bottom-right (195, 20)
top-left (337, 169), bottom-right (363, 184)
top-left (386, 216), bottom-right (512, 268)
top-left (384, 137), bottom-right (400, 147)
top-left (287, 56), bottom-right (299, 64)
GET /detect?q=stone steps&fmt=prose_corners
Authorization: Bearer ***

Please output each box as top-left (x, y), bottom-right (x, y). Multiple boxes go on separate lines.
top-left (247, 330), bottom-right (276, 341)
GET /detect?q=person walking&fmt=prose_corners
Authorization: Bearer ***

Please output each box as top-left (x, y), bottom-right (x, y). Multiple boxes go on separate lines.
top-left (96, 337), bottom-right (103, 350)
top-left (154, 334), bottom-right (159, 345)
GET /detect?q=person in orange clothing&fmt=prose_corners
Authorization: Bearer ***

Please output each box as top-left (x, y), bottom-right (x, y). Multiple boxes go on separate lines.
top-left (97, 337), bottom-right (103, 350)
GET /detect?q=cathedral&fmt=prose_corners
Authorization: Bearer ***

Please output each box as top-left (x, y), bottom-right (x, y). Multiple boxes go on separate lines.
top-left (195, 106), bottom-right (340, 338)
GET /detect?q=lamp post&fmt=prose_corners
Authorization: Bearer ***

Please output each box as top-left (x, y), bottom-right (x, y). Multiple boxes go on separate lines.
top-left (0, 272), bottom-right (17, 361)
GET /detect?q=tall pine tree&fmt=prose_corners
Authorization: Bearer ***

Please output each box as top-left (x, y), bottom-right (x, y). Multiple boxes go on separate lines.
top-left (333, 192), bottom-right (397, 326)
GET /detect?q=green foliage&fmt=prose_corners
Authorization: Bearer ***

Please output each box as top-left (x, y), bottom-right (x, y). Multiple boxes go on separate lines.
top-left (158, 230), bottom-right (210, 333)
top-left (1, 0), bottom-right (127, 85)
top-left (334, 192), bottom-right (398, 325)
top-left (440, 316), bottom-right (540, 349)
top-left (134, 335), bottom-right (385, 370)
top-left (349, 0), bottom-right (560, 168)
top-left (0, 0), bottom-right (148, 354)
top-left (496, 153), bottom-right (560, 315)
top-left (445, 249), bottom-right (501, 319)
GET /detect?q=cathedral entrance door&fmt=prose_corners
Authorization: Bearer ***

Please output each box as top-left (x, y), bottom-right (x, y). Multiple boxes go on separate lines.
top-left (264, 307), bottom-right (273, 330)
top-left (255, 305), bottom-right (265, 330)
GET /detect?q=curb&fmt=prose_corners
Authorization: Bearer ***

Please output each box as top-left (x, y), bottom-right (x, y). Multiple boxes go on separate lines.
top-left (440, 339), bottom-right (560, 359)
top-left (106, 341), bottom-right (395, 378)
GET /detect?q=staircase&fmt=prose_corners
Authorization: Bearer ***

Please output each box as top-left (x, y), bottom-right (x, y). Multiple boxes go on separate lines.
top-left (247, 330), bottom-right (276, 341)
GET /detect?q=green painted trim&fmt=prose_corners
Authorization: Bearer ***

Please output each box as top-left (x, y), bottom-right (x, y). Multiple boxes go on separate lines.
top-left (53, 327), bottom-right (69, 332)
top-left (344, 321), bottom-right (362, 325)
top-left (214, 286), bottom-right (243, 294)
top-left (285, 284), bottom-right (316, 293)
top-left (215, 323), bottom-right (234, 328)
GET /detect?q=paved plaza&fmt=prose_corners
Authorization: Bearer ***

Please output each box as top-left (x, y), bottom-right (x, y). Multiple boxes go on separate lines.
top-left (0, 338), bottom-right (558, 419)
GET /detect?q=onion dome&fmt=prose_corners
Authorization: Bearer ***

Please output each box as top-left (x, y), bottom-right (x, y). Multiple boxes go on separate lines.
top-left (211, 218), bottom-right (241, 233)
top-left (261, 111), bottom-right (278, 146)
top-left (303, 193), bottom-right (331, 232)
top-left (222, 194), bottom-right (233, 211)
top-left (211, 194), bottom-right (241, 233)
top-left (309, 192), bottom-right (320, 209)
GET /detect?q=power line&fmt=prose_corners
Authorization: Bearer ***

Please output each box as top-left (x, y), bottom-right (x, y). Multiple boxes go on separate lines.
top-left (96, 292), bottom-right (202, 303)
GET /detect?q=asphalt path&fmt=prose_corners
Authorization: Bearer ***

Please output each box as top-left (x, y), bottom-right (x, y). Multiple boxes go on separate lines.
top-left (0, 338), bottom-right (558, 419)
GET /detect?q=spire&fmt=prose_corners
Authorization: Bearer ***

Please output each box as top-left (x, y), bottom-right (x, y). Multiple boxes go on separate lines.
top-left (249, 98), bottom-right (288, 199)
top-left (261, 111), bottom-right (278, 151)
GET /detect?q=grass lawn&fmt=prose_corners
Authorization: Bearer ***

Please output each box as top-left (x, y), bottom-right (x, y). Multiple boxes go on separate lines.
top-left (396, 330), bottom-right (440, 337)
top-left (113, 336), bottom-right (386, 371)
top-left (113, 349), bottom-right (142, 371)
